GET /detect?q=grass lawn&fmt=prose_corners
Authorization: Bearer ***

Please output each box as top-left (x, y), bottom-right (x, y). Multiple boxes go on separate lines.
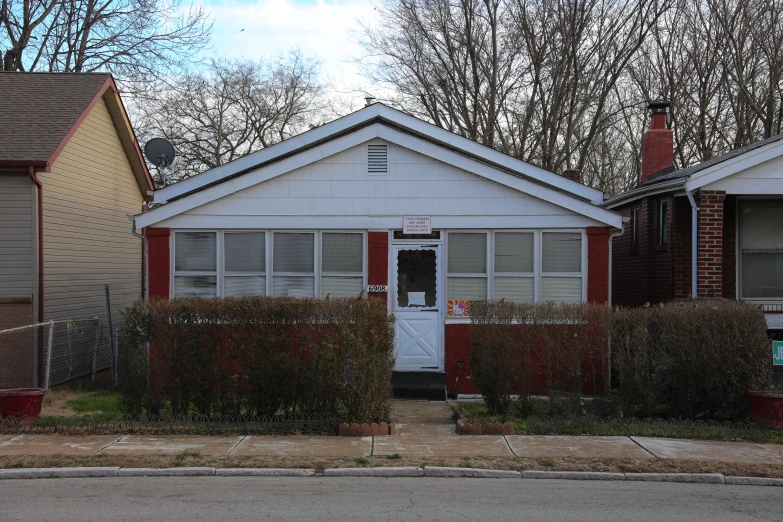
top-left (456, 402), bottom-right (783, 445)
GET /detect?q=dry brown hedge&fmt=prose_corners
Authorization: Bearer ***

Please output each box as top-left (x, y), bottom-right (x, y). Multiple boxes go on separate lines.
top-left (119, 296), bottom-right (395, 424)
top-left (470, 300), bottom-right (771, 421)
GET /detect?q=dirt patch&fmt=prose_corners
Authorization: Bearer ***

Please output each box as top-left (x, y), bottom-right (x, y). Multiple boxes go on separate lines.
top-left (1, 454), bottom-right (782, 478)
top-left (39, 388), bottom-right (91, 417)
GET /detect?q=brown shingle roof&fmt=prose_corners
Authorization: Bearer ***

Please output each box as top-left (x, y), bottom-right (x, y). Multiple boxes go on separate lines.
top-left (0, 72), bottom-right (111, 164)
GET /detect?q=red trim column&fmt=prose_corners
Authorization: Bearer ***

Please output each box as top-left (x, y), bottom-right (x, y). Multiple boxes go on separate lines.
top-left (586, 226), bottom-right (610, 304)
top-left (147, 227), bottom-right (171, 299)
top-left (367, 232), bottom-right (389, 305)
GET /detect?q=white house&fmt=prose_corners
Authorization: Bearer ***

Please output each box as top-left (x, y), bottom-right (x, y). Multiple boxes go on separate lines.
top-left (134, 103), bottom-right (622, 396)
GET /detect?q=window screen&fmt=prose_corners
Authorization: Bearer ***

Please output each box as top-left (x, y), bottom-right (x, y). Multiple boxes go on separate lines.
top-left (224, 232), bottom-right (266, 296)
top-left (447, 233), bottom-right (487, 301)
top-left (273, 233), bottom-right (314, 297)
top-left (173, 232), bottom-right (217, 297)
top-left (494, 232), bottom-right (534, 302)
top-left (322, 233), bottom-right (364, 297)
top-left (741, 201), bottom-right (783, 298)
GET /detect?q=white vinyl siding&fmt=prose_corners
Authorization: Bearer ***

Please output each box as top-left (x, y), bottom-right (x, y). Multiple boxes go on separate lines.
top-left (0, 174), bottom-right (34, 298)
top-left (447, 233), bottom-right (488, 301)
top-left (446, 230), bottom-right (585, 311)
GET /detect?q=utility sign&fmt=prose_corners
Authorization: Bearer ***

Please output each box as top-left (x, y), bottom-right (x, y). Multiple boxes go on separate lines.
top-left (774, 341), bottom-right (783, 366)
top-left (403, 216), bottom-right (431, 234)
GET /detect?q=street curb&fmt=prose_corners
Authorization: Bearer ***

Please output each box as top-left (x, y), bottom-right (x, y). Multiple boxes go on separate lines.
top-left (625, 473), bottom-right (725, 484)
top-left (725, 476), bottom-right (783, 486)
top-left (0, 467), bottom-right (119, 479)
top-left (216, 468), bottom-right (315, 477)
top-left (521, 471), bottom-right (625, 481)
top-left (117, 467), bottom-right (216, 477)
top-left (324, 467), bottom-right (423, 477)
top-left (423, 466), bottom-right (521, 478)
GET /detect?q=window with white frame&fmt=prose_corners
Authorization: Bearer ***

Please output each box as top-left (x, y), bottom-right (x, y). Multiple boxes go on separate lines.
top-left (273, 232), bottom-right (315, 297)
top-left (321, 232), bottom-right (364, 297)
top-left (494, 232), bottom-right (535, 303)
top-left (224, 232), bottom-right (265, 296)
top-left (447, 233), bottom-right (488, 301)
top-left (541, 232), bottom-right (582, 302)
top-left (740, 200), bottom-right (783, 299)
top-left (173, 232), bottom-right (217, 297)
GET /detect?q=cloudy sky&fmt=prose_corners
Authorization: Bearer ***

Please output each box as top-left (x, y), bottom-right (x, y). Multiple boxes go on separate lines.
top-left (195, 0), bottom-right (378, 97)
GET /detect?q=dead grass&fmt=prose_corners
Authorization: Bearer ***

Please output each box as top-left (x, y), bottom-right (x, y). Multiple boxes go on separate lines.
top-left (1, 454), bottom-right (781, 478)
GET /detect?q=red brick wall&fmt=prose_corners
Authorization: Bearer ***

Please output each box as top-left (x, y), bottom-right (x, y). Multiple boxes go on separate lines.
top-left (611, 200), bottom-right (650, 306)
top-left (722, 195), bottom-right (737, 299)
top-left (641, 128), bottom-right (674, 184)
top-left (147, 227), bottom-right (171, 299)
top-left (587, 227), bottom-right (610, 303)
top-left (367, 232), bottom-right (389, 305)
top-left (697, 190), bottom-right (726, 298)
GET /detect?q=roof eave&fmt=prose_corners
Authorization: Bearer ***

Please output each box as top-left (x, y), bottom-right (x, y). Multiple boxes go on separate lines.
top-left (602, 178), bottom-right (686, 209)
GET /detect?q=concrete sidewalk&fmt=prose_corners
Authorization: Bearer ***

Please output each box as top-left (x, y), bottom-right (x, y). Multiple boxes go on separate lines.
top-left (1, 402), bottom-right (782, 464)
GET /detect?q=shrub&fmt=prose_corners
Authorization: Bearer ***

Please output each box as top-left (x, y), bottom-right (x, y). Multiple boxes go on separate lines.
top-left (611, 300), bottom-right (771, 420)
top-left (469, 302), bottom-right (609, 416)
top-left (119, 296), bottom-right (395, 423)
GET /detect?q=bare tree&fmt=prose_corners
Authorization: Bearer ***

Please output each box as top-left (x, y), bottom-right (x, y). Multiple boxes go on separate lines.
top-left (136, 51), bottom-right (327, 184)
top-left (1, 0), bottom-right (211, 83)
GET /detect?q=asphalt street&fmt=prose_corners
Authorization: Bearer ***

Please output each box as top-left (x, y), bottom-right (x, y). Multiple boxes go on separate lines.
top-left (0, 477), bottom-right (780, 521)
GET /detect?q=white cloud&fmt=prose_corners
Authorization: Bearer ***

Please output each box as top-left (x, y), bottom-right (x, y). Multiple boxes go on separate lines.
top-left (196, 0), bottom-right (377, 95)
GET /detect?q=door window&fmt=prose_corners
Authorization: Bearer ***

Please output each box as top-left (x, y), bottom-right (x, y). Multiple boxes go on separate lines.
top-left (396, 249), bottom-right (437, 308)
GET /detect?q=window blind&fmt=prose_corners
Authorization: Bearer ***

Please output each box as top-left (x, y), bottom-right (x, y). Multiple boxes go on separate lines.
top-left (495, 232), bottom-right (533, 273)
top-left (541, 277), bottom-right (581, 302)
top-left (542, 232), bottom-right (581, 272)
top-left (448, 233), bottom-right (486, 273)
top-left (225, 232), bottom-right (265, 273)
top-left (175, 232), bottom-right (216, 272)
top-left (273, 233), bottom-right (314, 273)
top-left (322, 233), bottom-right (363, 273)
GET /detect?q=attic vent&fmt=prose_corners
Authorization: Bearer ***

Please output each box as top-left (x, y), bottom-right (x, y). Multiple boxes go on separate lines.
top-left (367, 144), bottom-right (388, 174)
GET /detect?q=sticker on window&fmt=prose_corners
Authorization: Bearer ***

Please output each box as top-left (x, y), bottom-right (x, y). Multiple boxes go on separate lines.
top-left (448, 300), bottom-right (470, 317)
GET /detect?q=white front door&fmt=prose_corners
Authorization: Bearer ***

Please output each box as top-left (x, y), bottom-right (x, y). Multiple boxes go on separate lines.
top-left (392, 245), bottom-right (442, 371)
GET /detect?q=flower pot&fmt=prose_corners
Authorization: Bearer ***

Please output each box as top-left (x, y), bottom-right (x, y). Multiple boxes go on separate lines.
top-left (746, 391), bottom-right (783, 430)
top-left (0, 388), bottom-right (47, 423)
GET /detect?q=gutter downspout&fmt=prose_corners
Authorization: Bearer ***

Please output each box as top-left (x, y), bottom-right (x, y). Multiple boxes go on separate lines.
top-left (129, 216), bottom-right (149, 300)
top-left (29, 166), bottom-right (43, 323)
top-left (686, 190), bottom-right (699, 298)
top-left (606, 218), bottom-right (628, 394)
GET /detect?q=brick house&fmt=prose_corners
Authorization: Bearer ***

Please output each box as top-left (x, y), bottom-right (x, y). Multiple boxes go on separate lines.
top-left (134, 102), bottom-right (622, 396)
top-left (605, 102), bottom-right (783, 332)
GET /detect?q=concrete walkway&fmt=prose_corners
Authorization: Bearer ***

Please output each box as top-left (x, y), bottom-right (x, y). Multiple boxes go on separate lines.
top-left (1, 401), bottom-right (782, 463)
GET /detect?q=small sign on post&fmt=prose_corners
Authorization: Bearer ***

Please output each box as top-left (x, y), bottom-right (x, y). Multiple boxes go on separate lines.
top-left (403, 216), bottom-right (432, 234)
top-left (774, 341), bottom-right (783, 366)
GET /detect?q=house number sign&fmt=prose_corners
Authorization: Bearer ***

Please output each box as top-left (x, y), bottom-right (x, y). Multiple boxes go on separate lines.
top-left (368, 285), bottom-right (388, 293)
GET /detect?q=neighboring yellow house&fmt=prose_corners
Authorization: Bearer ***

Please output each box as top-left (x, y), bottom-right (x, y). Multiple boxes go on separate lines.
top-left (0, 73), bottom-right (153, 353)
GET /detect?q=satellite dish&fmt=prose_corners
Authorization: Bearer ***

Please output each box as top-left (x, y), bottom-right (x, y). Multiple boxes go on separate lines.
top-left (144, 138), bottom-right (176, 185)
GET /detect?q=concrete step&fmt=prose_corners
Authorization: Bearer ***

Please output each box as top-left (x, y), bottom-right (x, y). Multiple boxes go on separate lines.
top-left (391, 372), bottom-right (447, 400)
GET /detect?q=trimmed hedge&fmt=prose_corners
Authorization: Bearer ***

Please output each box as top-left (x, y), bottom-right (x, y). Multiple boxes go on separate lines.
top-left (469, 300), bottom-right (771, 421)
top-left (119, 296), bottom-right (395, 424)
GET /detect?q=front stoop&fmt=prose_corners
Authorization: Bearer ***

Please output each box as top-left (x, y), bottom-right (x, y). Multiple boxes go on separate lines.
top-left (391, 372), bottom-right (447, 400)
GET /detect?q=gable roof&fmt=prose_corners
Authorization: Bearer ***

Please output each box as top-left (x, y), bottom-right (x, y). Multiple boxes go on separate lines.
top-left (152, 103), bottom-right (605, 205)
top-left (136, 105), bottom-right (622, 230)
top-left (603, 130), bottom-right (783, 208)
top-left (0, 72), bottom-right (153, 192)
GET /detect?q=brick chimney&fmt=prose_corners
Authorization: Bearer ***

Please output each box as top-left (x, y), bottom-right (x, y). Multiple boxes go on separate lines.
top-left (641, 101), bottom-right (673, 185)
top-left (561, 169), bottom-right (582, 184)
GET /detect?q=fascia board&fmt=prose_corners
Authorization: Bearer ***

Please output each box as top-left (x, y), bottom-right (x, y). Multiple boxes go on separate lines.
top-left (375, 105), bottom-right (604, 203)
top-left (376, 126), bottom-right (622, 228)
top-left (686, 139), bottom-right (783, 192)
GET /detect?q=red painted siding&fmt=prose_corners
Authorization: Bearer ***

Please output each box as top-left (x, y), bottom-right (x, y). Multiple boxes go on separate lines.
top-left (147, 227), bottom-right (170, 299)
top-left (367, 232), bottom-right (389, 305)
top-left (586, 226), bottom-right (610, 303)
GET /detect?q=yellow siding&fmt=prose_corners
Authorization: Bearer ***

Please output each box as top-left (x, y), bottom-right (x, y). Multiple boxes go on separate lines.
top-left (38, 98), bottom-right (143, 330)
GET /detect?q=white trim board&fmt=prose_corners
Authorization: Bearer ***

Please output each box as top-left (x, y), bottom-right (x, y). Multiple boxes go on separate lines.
top-left (152, 103), bottom-right (604, 205)
top-left (686, 138), bottom-right (783, 192)
top-left (137, 123), bottom-right (621, 230)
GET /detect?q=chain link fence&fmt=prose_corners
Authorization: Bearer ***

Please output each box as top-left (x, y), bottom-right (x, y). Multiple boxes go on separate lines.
top-left (0, 318), bottom-right (113, 389)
